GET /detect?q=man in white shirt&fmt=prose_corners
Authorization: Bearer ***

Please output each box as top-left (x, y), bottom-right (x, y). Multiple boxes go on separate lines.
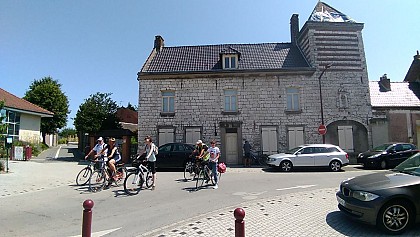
top-left (208, 140), bottom-right (221, 189)
top-left (85, 137), bottom-right (105, 160)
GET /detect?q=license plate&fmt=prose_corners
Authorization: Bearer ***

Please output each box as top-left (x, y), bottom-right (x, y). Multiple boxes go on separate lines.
top-left (336, 195), bottom-right (346, 207)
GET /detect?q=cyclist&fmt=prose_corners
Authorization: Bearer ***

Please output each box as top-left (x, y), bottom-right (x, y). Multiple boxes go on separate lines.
top-left (105, 137), bottom-right (122, 181)
top-left (198, 144), bottom-right (211, 183)
top-left (192, 139), bottom-right (205, 163)
top-left (208, 140), bottom-right (221, 189)
top-left (84, 137), bottom-right (105, 160)
top-left (143, 136), bottom-right (157, 190)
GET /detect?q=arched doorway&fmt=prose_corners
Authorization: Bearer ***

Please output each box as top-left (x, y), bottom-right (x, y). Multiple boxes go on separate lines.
top-left (326, 120), bottom-right (368, 154)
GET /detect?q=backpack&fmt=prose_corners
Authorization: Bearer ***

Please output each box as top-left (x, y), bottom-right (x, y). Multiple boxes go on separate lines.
top-left (153, 143), bottom-right (158, 155)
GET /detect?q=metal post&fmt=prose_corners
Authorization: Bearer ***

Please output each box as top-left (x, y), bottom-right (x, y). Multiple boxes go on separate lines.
top-left (234, 208), bottom-right (245, 237)
top-left (318, 64), bottom-right (332, 144)
top-left (82, 199), bottom-right (94, 237)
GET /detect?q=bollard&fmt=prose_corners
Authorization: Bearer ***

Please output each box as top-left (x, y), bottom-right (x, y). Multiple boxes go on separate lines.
top-left (82, 199), bottom-right (94, 237)
top-left (234, 207), bottom-right (245, 237)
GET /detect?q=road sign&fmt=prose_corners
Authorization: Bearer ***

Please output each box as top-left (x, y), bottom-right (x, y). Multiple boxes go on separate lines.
top-left (318, 125), bottom-right (327, 135)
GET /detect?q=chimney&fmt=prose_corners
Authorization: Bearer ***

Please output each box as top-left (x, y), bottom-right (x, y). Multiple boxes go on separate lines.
top-left (154, 35), bottom-right (164, 52)
top-left (290, 14), bottom-right (299, 45)
top-left (379, 74), bottom-right (391, 92)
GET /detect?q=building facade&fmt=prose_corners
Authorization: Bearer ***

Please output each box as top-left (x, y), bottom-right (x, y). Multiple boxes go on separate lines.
top-left (137, 2), bottom-right (372, 164)
top-left (0, 88), bottom-right (54, 144)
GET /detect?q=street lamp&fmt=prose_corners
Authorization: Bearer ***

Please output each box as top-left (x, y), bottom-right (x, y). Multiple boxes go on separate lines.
top-left (318, 63), bottom-right (332, 144)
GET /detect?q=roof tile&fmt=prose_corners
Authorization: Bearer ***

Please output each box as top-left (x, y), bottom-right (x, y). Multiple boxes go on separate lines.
top-left (0, 88), bottom-right (54, 116)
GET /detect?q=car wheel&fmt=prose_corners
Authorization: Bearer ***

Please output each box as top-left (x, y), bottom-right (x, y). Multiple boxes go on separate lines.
top-left (329, 160), bottom-right (342, 172)
top-left (377, 200), bottom-right (413, 235)
top-left (280, 161), bottom-right (292, 172)
top-left (379, 160), bottom-right (387, 169)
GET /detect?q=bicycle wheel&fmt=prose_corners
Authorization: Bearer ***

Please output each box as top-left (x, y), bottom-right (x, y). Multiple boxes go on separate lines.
top-left (195, 169), bottom-right (205, 190)
top-left (89, 170), bottom-right (106, 192)
top-left (145, 171), bottom-right (154, 188)
top-left (124, 172), bottom-right (143, 195)
top-left (76, 167), bottom-right (92, 186)
top-left (183, 161), bottom-right (195, 181)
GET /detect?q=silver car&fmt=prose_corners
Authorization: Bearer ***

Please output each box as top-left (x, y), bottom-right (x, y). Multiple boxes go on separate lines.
top-left (267, 144), bottom-right (349, 172)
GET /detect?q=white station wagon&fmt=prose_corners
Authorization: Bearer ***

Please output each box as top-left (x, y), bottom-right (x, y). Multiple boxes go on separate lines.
top-left (267, 144), bottom-right (349, 172)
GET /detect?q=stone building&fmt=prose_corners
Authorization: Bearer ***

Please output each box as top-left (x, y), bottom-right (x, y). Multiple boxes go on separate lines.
top-left (137, 2), bottom-right (372, 165)
top-left (369, 52), bottom-right (420, 148)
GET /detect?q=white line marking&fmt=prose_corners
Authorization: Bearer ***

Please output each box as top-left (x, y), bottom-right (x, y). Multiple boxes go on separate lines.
top-left (70, 227), bottom-right (121, 237)
top-left (276, 184), bottom-right (317, 191)
top-left (54, 146), bottom-right (61, 159)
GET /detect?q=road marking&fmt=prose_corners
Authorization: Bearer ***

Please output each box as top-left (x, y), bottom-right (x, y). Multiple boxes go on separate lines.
top-left (276, 184), bottom-right (317, 191)
top-left (54, 146), bottom-right (61, 159)
top-left (70, 227), bottom-right (121, 237)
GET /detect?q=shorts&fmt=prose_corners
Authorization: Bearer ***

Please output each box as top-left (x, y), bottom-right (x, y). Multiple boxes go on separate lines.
top-left (244, 152), bottom-right (251, 159)
top-left (148, 161), bottom-right (156, 174)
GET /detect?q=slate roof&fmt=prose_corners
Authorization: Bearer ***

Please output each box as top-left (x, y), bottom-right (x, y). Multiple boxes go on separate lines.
top-left (369, 81), bottom-right (420, 108)
top-left (140, 43), bottom-right (312, 74)
top-left (0, 88), bottom-right (54, 117)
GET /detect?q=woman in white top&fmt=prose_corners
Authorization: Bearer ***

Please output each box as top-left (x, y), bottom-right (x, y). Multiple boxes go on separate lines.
top-left (144, 136), bottom-right (157, 190)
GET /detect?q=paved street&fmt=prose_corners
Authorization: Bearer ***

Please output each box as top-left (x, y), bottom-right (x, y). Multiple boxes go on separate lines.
top-left (1, 145), bottom-right (420, 236)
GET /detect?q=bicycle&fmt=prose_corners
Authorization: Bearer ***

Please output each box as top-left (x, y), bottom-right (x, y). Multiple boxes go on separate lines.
top-left (124, 157), bottom-right (154, 195)
top-left (89, 156), bottom-right (127, 192)
top-left (183, 155), bottom-right (201, 181)
top-left (76, 159), bottom-right (98, 186)
top-left (249, 150), bottom-right (268, 166)
top-left (195, 161), bottom-right (219, 190)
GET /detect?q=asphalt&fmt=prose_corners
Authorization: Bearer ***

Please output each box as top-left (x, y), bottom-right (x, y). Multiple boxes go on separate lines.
top-left (2, 147), bottom-right (420, 236)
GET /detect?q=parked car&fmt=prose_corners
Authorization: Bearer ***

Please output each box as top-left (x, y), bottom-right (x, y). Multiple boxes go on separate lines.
top-left (266, 144), bottom-right (349, 172)
top-left (336, 152), bottom-right (420, 234)
top-left (139, 143), bottom-right (195, 168)
top-left (357, 143), bottom-right (417, 169)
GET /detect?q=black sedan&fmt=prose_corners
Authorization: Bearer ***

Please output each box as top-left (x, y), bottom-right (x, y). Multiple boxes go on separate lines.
top-left (139, 143), bottom-right (195, 169)
top-left (357, 143), bottom-right (417, 169)
top-left (336, 152), bottom-right (420, 234)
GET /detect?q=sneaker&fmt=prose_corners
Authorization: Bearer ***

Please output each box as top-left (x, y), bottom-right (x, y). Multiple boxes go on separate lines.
top-left (213, 184), bottom-right (218, 189)
top-left (151, 185), bottom-right (156, 191)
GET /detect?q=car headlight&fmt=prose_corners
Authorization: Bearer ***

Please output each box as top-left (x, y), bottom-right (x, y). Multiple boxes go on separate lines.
top-left (269, 158), bottom-right (277, 162)
top-left (352, 191), bottom-right (379, 201)
top-left (368, 154), bottom-right (381, 159)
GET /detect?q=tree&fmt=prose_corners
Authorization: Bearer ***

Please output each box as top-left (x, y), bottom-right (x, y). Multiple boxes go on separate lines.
top-left (74, 92), bottom-right (121, 134)
top-left (126, 102), bottom-right (138, 111)
top-left (23, 77), bottom-right (69, 144)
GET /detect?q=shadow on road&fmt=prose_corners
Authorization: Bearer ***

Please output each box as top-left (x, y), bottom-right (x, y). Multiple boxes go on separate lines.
top-left (325, 211), bottom-right (420, 236)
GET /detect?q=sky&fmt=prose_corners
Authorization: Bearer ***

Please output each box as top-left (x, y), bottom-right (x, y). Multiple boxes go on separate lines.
top-left (1, 0), bottom-right (419, 129)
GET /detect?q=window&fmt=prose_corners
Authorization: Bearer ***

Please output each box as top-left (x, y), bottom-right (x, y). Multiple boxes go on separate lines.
top-left (223, 55), bottom-right (238, 69)
top-left (162, 91), bottom-right (175, 113)
top-left (286, 88), bottom-right (300, 111)
top-left (224, 90), bottom-right (237, 112)
top-left (1, 109), bottom-right (20, 138)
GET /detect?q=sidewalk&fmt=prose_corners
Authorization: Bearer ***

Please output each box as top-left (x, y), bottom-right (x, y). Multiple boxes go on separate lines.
top-left (139, 188), bottom-right (420, 237)
top-left (0, 146), bottom-right (84, 199)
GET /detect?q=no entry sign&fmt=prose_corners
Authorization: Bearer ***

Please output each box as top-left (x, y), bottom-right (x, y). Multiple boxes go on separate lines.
top-left (318, 124), bottom-right (327, 135)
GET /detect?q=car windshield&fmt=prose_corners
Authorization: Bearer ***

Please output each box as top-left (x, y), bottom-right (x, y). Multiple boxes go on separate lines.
top-left (372, 143), bottom-right (392, 152)
top-left (285, 146), bottom-right (303, 154)
top-left (393, 152), bottom-right (420, 176)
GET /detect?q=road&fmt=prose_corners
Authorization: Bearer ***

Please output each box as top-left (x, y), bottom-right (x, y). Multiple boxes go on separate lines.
top-left (0, 145), bottom-right (413, 236)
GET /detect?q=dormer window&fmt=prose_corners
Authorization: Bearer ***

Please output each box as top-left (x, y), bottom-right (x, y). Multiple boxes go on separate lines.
top-left (220, 46), bottom-right (240, 70)
top-left (223, 55), bottom-right (238, 69)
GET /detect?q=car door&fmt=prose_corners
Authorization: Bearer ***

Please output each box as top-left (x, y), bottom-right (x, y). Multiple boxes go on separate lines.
top-left (293, 147), bottom-right (315, 167)
top-left (313, 147), bottom-right (330, 166)
top-left (397, 144), bottom-right (417, 165)
top-left (156, 144), bottom-right (173, 168)
top-left (171, 143), bottom-right (188, 168)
